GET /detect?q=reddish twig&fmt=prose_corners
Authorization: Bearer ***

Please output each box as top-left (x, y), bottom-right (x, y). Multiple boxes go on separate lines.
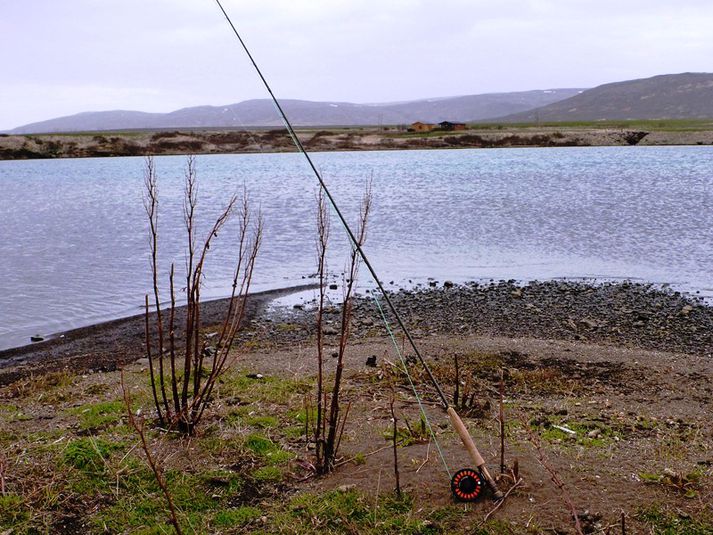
top-left (322, 182), bottom-right (372, 473)
top-left (121, 372), bottom-right (183, 535)
top-left (142, 156), bottom-right (262, 435)
top-left (499, 367), bottom-right (506, 473)
top-left (389, 394), bottom-right (401, 496)
top-left (483, 477), bottom-right (524, 522)
top-left (524, 420), bottom-right (584, 535)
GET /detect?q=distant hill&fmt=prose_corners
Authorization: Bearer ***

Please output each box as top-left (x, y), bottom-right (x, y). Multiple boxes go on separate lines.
top-left (8, 89), bottom-right (583, 134)
top-left (496, 73), bottom-right (713, 123)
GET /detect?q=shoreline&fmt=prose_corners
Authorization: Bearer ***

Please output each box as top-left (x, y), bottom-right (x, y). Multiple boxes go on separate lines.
top-left (0, 283), bottom-right (318, 385)
top-left (2, 277), bottom-right (711, 386)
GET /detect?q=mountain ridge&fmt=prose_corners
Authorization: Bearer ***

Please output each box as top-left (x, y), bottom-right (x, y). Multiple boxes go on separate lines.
top-left (496, 72), bottom-right (713, 123)
top-left (8, 89), bottom-right (583, 134)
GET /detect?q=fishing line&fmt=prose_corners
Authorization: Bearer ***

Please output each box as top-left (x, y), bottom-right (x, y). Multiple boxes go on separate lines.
top-left (212, 0), bottom-right (450, 409)
top-left (371, 291), bottom-right (452, 478)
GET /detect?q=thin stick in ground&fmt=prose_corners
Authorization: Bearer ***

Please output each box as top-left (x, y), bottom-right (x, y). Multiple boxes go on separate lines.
top-left (390, 396), bottom-right (401, 497)
top-left (321, 181), bottom-right (372, 473)
top-left (121, 372), bottom-right (183, 535)
top-left (499, 367), bottom-right (506, 474)
top-left (314, 187), bottom-right (330, 468)
top-left (523, 420), bottom-right (584, 535)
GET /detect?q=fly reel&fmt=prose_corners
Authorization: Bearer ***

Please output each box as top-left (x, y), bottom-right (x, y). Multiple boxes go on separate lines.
top-left (450, 468), bottom-right (484, 502)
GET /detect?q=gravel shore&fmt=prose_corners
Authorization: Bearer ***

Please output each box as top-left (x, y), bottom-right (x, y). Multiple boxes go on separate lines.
top-left (266, 280), bottom-right (713, 357)
top-left (1, 279), bottom-right (710, 386)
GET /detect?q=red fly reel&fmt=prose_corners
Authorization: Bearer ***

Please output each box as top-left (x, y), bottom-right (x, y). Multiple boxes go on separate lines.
top-left (451, 468), bottom-right (484, 502)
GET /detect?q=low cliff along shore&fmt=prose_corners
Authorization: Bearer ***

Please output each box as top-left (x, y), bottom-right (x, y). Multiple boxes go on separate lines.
top-left (3, 123), bottom-right (713, 160)
top-left (1, 280), bottom-right (711, 533)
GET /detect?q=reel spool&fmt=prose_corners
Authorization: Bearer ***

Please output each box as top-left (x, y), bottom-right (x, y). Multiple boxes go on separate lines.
top-left (451, 468), bottom-right (484, 502)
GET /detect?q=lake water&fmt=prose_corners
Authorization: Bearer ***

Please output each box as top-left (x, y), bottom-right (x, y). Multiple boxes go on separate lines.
top-left (1, 146), bottom-right (712, 351)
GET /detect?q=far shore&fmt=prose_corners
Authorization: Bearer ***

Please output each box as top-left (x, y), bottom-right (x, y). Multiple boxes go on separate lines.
top-left (2, 120), bottom-right (713, 160)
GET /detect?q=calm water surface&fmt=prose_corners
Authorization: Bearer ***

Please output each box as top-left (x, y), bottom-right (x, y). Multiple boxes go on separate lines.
top-left (0, 146), bottom-right (711, 350)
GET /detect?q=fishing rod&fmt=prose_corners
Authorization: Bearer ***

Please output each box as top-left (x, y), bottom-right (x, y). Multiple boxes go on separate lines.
top-left (212, 0), bottom-right (502, 501)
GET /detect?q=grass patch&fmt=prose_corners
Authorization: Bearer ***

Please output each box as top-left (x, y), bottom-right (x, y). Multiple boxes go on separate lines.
top-left (637, 505), bottom-right (713, 534)
top-left (220, 372), bottom-right (313, 405)
top-left (72, 399), bottom-right (125, 430)
top-left (268, 489), bottom-right (471, 534)
top-left (384, 414), bottom-right (430, 446)
top-left (244, 433), bottom-right (294, 465)
top-left (0, 494), bottom-right (31, 529)
top-left (639, 467), bottom-right (706, 498)
top-left (511, 367), bottom-right (577, 395)
top-left (253, 465), bottom-right (283, 483)
top-left (62, 437), bottom-right (120, 473)
top-left (95, 467), bottom-right (215, 534)
top-left (532, 417), bottom-right (619, 448)
top-left (214, 506), bottom-right (262, 528)
top-left (246, 415), bottom-right (279, 429)
top-left (7, 371), bottom-right (74, 402)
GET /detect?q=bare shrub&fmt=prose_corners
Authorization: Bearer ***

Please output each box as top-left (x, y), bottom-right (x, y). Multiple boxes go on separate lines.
top-left (143, 155), bottom-right (262, 434)
top-left (314, 182), bottom-right (372, 473)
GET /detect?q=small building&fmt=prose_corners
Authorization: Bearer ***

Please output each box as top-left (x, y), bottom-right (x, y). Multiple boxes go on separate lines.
top-left (409, 121), bottom-right (436, 132)
top-left (438, 121), bottom-right (467, 131)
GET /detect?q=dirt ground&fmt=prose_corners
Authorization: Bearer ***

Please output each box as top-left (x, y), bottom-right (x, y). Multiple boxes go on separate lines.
top-left (228, 330), bottom-right (713, 532)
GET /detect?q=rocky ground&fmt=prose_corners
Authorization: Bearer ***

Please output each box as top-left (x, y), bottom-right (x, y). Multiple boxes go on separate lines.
top-left (1, 280), bottom-right (711, 534)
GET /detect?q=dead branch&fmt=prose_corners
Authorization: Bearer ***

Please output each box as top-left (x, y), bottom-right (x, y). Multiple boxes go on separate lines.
top-left (315, 187), bottom-right (330, 468)
top-left (483, 477), bottom-right (524, 522)
top-left (523, 420), bottom-right (584, 535)
top-left (499, 367), bottom-right (506, 473)
top-left (0, 449), bottom-right (6, 495)
top-left (121, 372), bottom-right (183, 535)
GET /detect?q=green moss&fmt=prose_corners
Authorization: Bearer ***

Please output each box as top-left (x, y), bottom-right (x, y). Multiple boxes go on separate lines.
top-left (246, 415), bottom-right (279, 429)
top-left (62, 437), bottom-right (119, 473)
top-left (268, 490), bottom-right (471, 534)
top-left (214, 506), bottom-right (262, 528)
top-left (637, 505), bottom-right (713, 534)
top-left (283, 425), bottom-right (306, 439)
top-left (71, 400), bottom-right (125, 430)
top-left (0, 494), bottom-right (31, 529)
top-left (220, 372), bottom-right (312, 404)
top-left (95, 467), bottom-right (215, 534)
top-left (201, 470), bottom-right (243, 495)
top-left (245, 433), bottom-right (278, 455)
top-left (253, 465), bottom-right (283, 483)
top-left (243, 433), bottom-right (294, 465)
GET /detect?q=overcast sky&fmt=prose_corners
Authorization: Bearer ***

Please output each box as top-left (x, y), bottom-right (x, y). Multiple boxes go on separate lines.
top-left (2, 0), bottom-right (712, 130)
